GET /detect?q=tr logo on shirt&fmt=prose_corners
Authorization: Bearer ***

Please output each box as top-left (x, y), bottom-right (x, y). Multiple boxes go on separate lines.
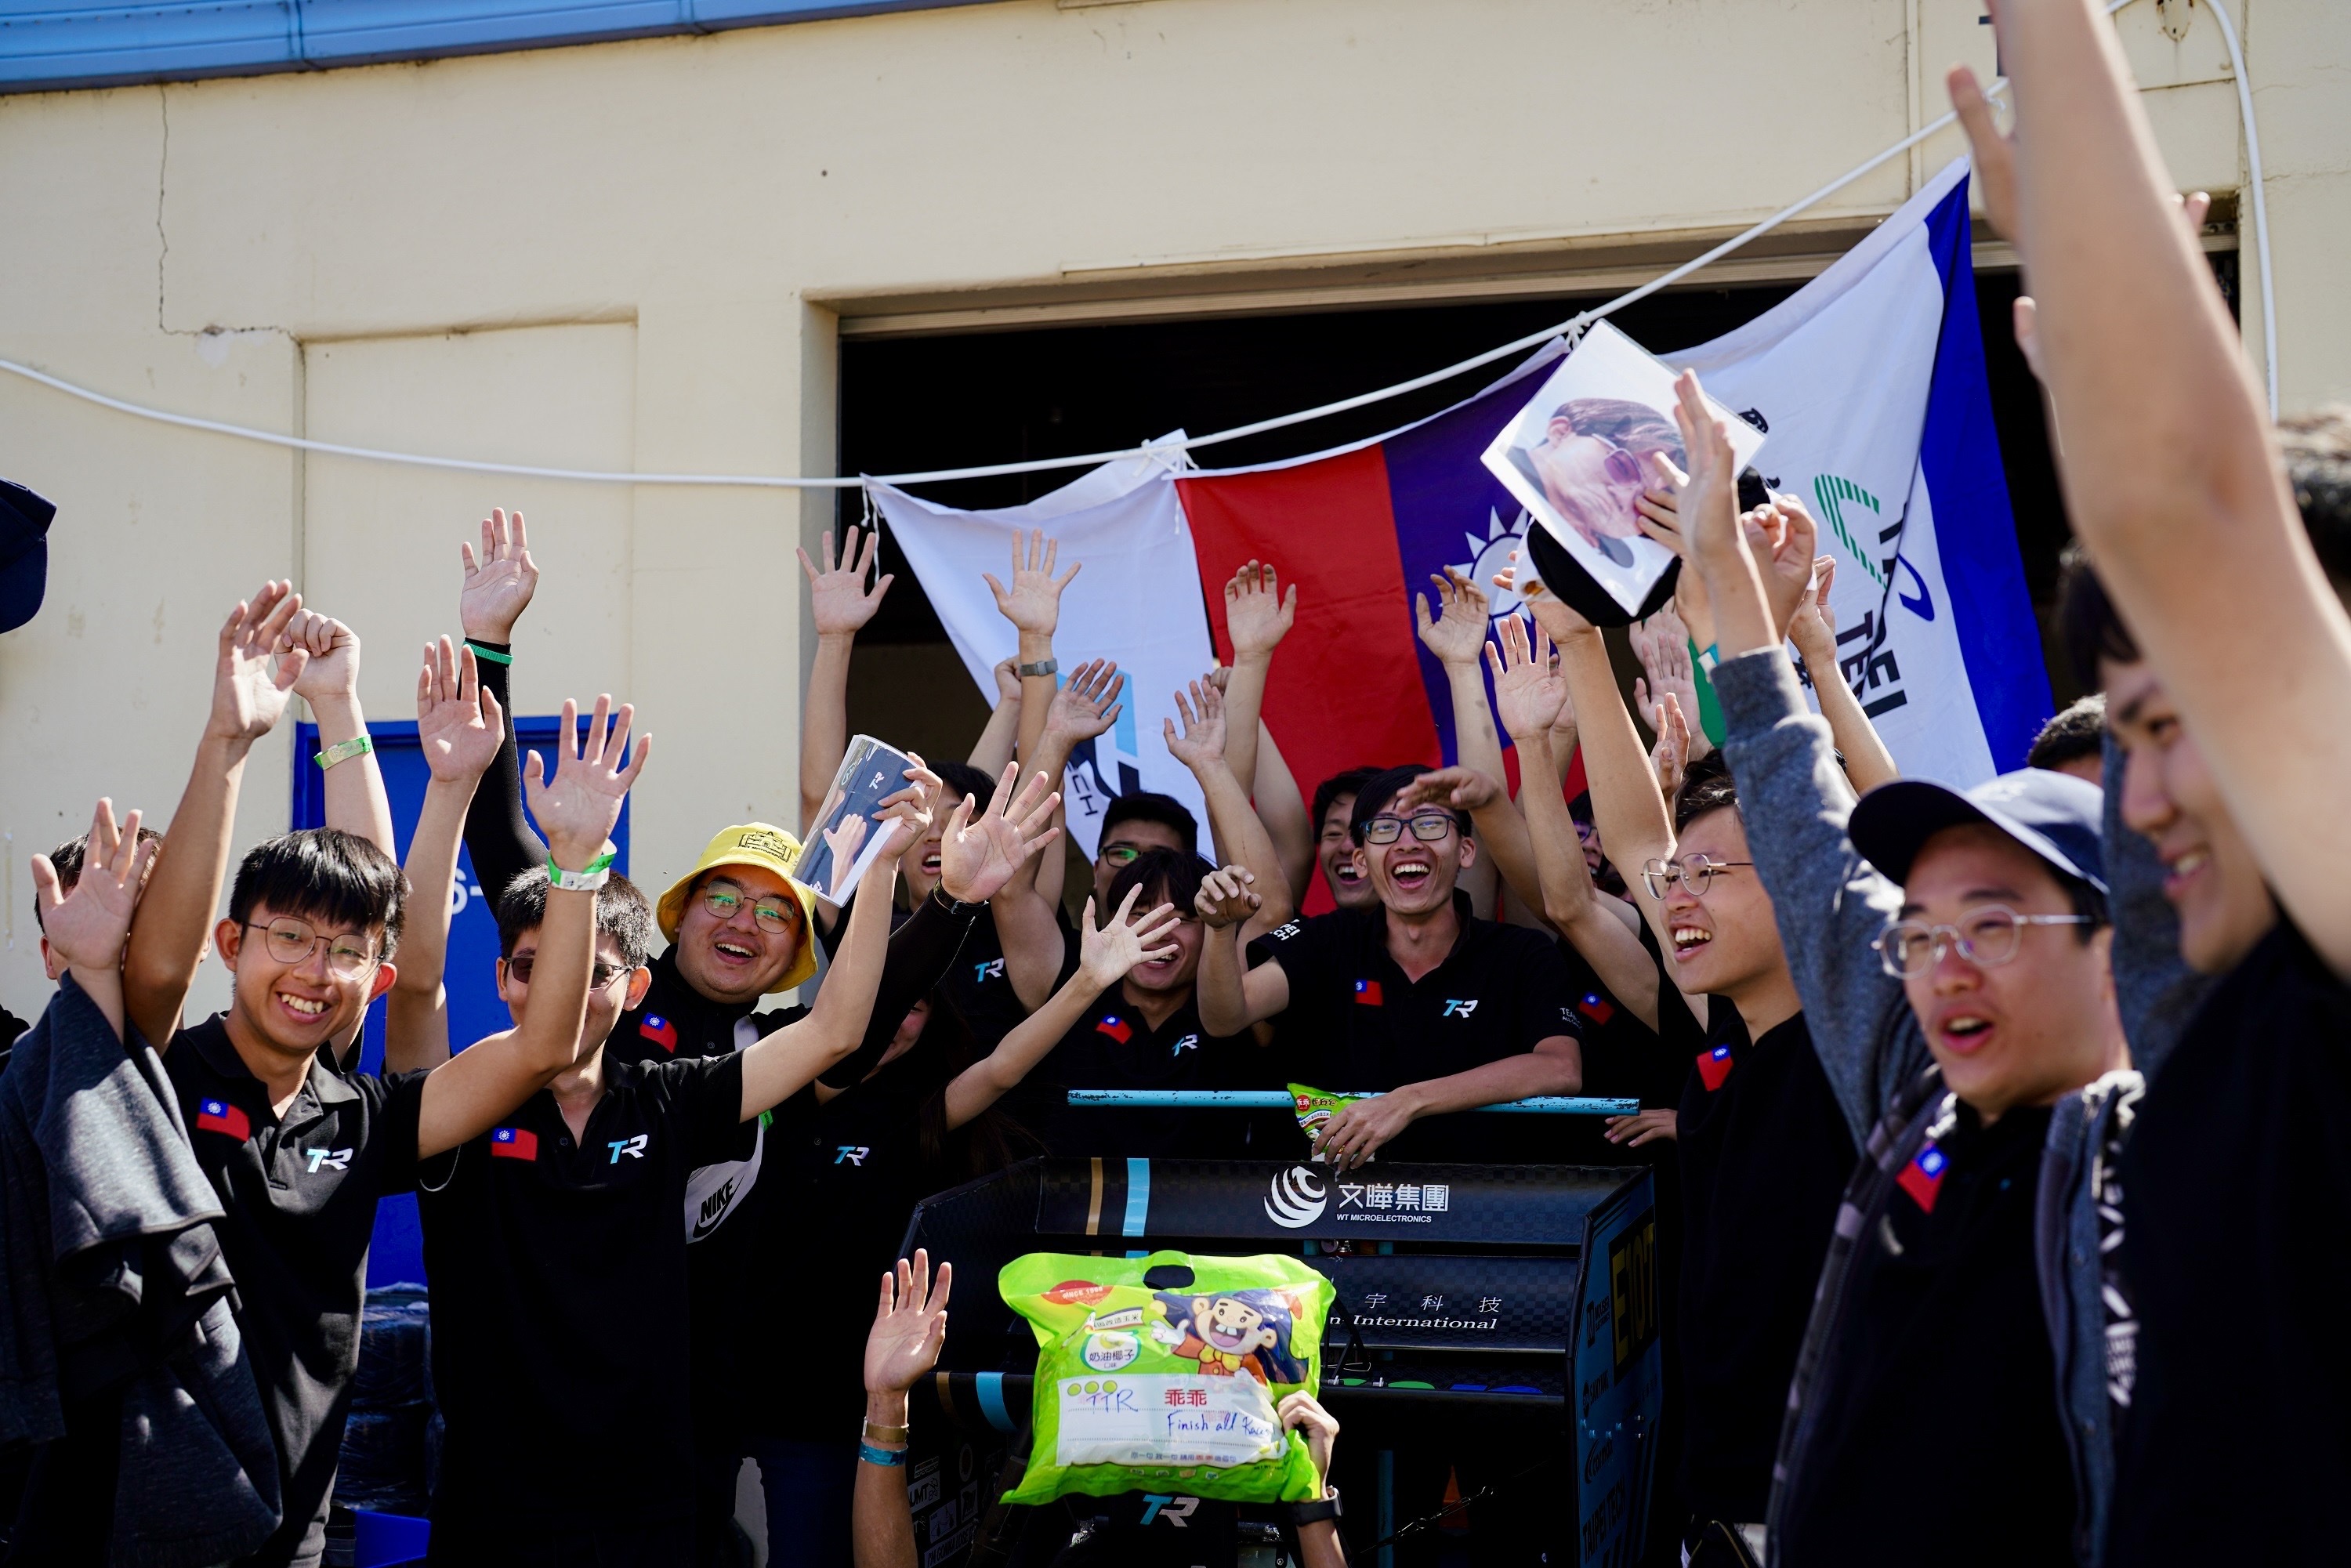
top-left (1441, 998), bottom-right (1480, 1018)
top-left (607, 1134), bottom-right (650, 1164)
top-left (974, 958), bottom-right (1006, 983)
top-left (835, 1145), bottom-right (871, 1166)
top-left (1169, 1034), bottom-right (1199, 1057)
top-left (303, 1147), bottom-right (353, 1173)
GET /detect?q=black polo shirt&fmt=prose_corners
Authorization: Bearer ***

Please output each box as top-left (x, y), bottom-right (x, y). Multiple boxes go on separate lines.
top-left (1668, 961), bottom-right (1850, 1524)
top-left (2108, 920), bottom-right (2351, 1566)
top-left (1012, 981), bottom-right (1264, 1160)
top-left (1776, 1100), bottom-right (2074, 1566)
top-left (163, 1014), bottom-right (426, 1568)
top-left (417, 1051), bottom-right (750, 1543)
top-left (745, 1059), bottom-right (935, 1445)
top-left (1244, 893), bottom-right (1583, 1162)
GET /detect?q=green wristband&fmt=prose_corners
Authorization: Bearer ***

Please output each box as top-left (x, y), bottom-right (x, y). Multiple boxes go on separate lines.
top-left (314, 734), bottom-right (374, 770)
top-left (464, 640), bottom-right (513, 666)
top-left (548, 850), bottom-right (617, 893)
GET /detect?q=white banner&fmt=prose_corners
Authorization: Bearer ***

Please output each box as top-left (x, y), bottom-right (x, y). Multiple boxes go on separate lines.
top-left (870, 466), bottom-right (1215, 859)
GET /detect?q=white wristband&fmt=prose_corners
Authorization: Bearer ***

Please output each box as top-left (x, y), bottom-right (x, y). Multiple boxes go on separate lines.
top-left (549, 851), bottom-right (615, 893)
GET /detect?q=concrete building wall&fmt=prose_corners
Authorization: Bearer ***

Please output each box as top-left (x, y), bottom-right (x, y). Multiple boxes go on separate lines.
top-left (2, 0), bottom-right (2343, 1019)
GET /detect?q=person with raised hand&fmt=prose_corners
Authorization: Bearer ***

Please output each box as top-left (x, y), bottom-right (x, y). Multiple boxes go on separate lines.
top-left (121, 581), bottom-right (306, 1055)
top-left (991, 656), bottom-right (1126, 1011)
top-left (1500, 504), bottom-right (1847, 1559)
top-left (141, 674), bottom-right (644, 1568)
top-left (281, 605), bottom-right (397, 862)
top-left (421, 737), bottom-right (919, 1568)
top-left (31, 799), bottom-right (160, 1042)
top-left (1955, 17), bottom-right (2351, 1556)
top-left (853, 1251), bottom-right (951, 1568)
top-left (1659, 367), bottom-right (2141, 1566)
top-left (382, 636), bottom-right (506, 1071)
top-left (797, 524), bottom-right (897, 835)
top-left (1629, 600), bottom-right (1714, 773)
top-left (453, 506), bottom-right (543, 906)
top-left (1164, 676), bottom-right (1295, 941)
top-left (1217, 562), bottom-right (1317, 902)
top-left (1412, 567), bottom-right (1505, 915)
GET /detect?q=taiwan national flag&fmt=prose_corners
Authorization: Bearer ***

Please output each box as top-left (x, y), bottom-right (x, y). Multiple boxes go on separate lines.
top-left (491, 1126), bottom-right (539, 1161)
top-left (1353, 980), bottom-right (1384, 1007)
top-left (195, 1097), bottom-right (250, 1141)
top-left (1095, 1016), bottom-right (1133, 1045)
top-left (1896, 1142), bottom-right (1949, 1213)
top-left (639, 1014), bottom-right (678, 1054)
top-left (1694, 1044), bottom-right (1735, 1092)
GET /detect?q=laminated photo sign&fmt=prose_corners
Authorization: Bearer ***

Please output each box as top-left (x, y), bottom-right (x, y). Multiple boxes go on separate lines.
top-left (1482, 320), bottom-right (1766, 625)
top-left (793, 734), bottom-right (920, 907)
top-left (998, 1250), bottom-right (1333, 1506)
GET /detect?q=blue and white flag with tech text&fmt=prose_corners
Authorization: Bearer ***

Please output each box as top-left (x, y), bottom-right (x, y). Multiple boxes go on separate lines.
top-left (1670, 157), bottom-right (2049, 785)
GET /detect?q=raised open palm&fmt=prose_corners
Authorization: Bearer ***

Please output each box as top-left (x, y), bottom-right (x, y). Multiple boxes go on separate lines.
top-left (1415, 568), bottom-right (1490, 667)
top-left (799, 524), bottom-right (894, 636)
top-left (524, 694), bottom-right (649, 868)
top-left (1163, 678), bottom-right (1227, 771)
top-left (1487, 614), bottom-right (1568, 741)
top-left (33, 798), bottom-right (157, 974)
top-left (1224, 560), bottom-right (1297, 660)
top-left (416, 638), bottom-right (505, 784)
top-left (211, 581), bottom-right (307, 744)
top-left (937, 764), bottom-right (1062, 904)
top-left (1078, 886), bottom-right (1183, 987)
top-left (983, 528), bottom-right (1081, 637)
top-left (864, 1251), bottom-right (952, 1397)
top-left (1042, 660), bottom-right (1124, 748)
top-left (459, 508), bottom-right (539, 643)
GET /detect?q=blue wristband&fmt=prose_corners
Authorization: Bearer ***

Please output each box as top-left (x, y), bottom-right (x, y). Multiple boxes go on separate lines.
top-left (859, 1442), bottom-right (907, 1468)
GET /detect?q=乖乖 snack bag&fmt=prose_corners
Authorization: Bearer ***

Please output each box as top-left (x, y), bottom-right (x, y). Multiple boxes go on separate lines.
top-left (999, 1250), bottom-right (1335, 1505)
top-left (1289, 1084), bottom-right (1363, 1161)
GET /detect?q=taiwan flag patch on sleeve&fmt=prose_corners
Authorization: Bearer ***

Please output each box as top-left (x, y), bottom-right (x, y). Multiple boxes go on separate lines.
top-left (1095, 1016), bottom-right (1133, 1045)
top-left (1353, 980), bottom-right (1384, 1006)
top-left (195, 1098), bottom-right (251, 1141)
top-left (1578, 993), bottom-right (1617, 1027)
top-left (639, 1015), bottom-right (678, 1053)
top-left (1694, 1044), bottom-right (1734, 1092)
top-left (1896, 1143), bottom-right (1948, 1213)
top-left (491, 1127), bottom-right (540, 1161)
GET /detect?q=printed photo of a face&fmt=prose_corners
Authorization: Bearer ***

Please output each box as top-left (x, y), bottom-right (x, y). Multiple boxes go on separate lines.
top-left (792, 733), bottom-right (919, 907)
top-left (1482, 320), bottom-right (1765, 617)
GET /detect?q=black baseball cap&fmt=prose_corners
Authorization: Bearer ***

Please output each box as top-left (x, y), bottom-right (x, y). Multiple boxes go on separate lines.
top-left (1847, 768), bottom-right (2107, 893)
top-left (0, 479), bottom-right (53, 635)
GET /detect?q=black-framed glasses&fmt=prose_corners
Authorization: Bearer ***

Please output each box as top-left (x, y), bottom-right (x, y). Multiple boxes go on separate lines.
top-left (1640, 855), bottom-right (1752, 900)
top-left (701, 882), bottom-right (799, 934)
top-left (506, 954), bottom-right (633, 989)
top-left (1872, 906), bottom-right (2094, 979)
top-left (242, 918), bottom-right (378, 980)
top-left (1099, 844), bottom-right (1146, 867)
top-left (1362, 812), bottom-right (1458, 846)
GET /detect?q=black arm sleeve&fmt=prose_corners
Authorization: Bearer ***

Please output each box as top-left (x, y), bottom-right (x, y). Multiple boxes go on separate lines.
top-left (814, 890), bottom-right (983, 1089)
top-left (461, 640), bottom-right (542, 904)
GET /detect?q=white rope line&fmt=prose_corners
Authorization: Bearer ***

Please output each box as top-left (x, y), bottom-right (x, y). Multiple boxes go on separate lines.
top-left (4, 0), bottom-right (2271, 489)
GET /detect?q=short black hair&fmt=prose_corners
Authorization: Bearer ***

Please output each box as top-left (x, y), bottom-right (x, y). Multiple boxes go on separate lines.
top-left (1349, 765), bottom-right (1471, 845)
top-left (2280, 407), bottom-right (2351, 588)
top-left (1312, 766), bottom-right (1385, 837)
top-left (34, 825), bottom-right (163, 932)
top-left (935, 761), bottom-right (1001, 813)
top-left (2057, 545), bottom-right (2140, 690)
top-left (495, 869), bottom-right (657, 968)
top-left (228, 828), bottom-right (407, 964)
top-left (1672, 751), bottom-right (1741, 835)
top-left (1100, 792), bottom-right (1197, 858)
top-left (1104, 847), bottom-right (1213, 925)
top-left (2028, 694), bottom-right (2107, 771)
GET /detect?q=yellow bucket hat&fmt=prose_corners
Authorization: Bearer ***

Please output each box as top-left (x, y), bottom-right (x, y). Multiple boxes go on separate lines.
top-left (655, 823), bottom-right (823, 994)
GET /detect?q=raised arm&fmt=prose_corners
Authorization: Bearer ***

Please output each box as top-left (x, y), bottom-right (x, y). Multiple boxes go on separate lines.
top-left (457, 508), bottom-right (544, 904)
top-left (997, 529), bottom-right (1083, 906)
top-left (33, 800), bottom-right (159, 1042)
top-left (386, 639), bottom-right (505, 1073)
top-left (994, 661), bottom-right (1122, 1010)
top-left (1665, 373), bottom-right (1922, 1140)
top-left (1193, 866), bottom-right (1291, 1034)
top-left (1628, 602), bottom-right (1715, 770)
top-left (942, 889), bottom-right (1180, 1128)
top-left (1251, 722), bottom-right (1317, 907)
top-left (1219, 562), bottom-right (1296, 807)
top-left (1165, 679), bottom-right (1294, 938)
top-left (799, 525), bottom-right (896, 833)
top-left (124, 583), bottom-right (306, 1051)
top-left (1967, 20), bottom-right (2351, 965)
top-left (416, 695), bottom-right (650, 1158)
top-left (283, 610), bottom-right (397, 860)
top-left (966, 658), bottom-right (1023, 776)
top-left (855, 1253), bottom-right (951, 1568)
top-left (1786, 552), bottom-right (1900, 795)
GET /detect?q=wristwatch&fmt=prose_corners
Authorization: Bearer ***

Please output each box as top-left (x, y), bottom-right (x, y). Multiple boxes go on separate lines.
top-left (1015, 657), bottom-right (1059, 678)
top-left (1288, 1487), bottom-right (1342, 1525)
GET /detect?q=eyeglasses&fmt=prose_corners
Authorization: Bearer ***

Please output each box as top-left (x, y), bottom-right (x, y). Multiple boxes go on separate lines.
top-left (1640, 855), bottom-right (1752, 900)
top-left (242, 918), bottom-right (378, 980)
top-left (506, 955), bottom-right (633, 989)
top-left (1362, 812), bottom-right (1458, 846)
top-left (1099, 844), bottom-right (1146, 867)
top-left (1873, 906), bottom-right (2095, 979)
top-left (701, 884), bottom-right (800, 934)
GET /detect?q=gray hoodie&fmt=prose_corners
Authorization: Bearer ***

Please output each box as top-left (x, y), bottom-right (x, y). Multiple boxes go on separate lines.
top-left (0, 974), bottom-right (281, 1566)
top-left (1708, 650), bottom-right (2203, 1568)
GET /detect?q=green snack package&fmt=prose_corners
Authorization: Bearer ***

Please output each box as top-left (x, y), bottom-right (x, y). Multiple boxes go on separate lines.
top-left (1289, 1083), bottom-right (1370, 1162)
top-left (998, 1250), bottom-right (1335, 1506)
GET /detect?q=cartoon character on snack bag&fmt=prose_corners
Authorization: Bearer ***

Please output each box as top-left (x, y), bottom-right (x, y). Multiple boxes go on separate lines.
top-left (1148, 1290), bottom-right (1307, 1385)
